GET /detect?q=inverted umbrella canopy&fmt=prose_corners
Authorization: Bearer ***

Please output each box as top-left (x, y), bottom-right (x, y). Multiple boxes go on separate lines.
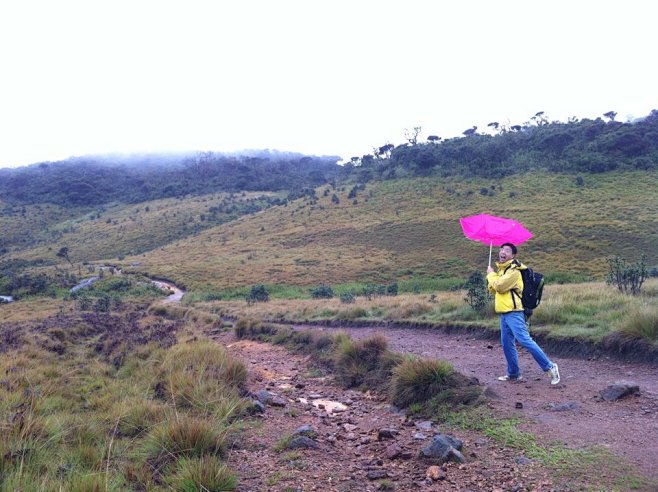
top-left (459, 213), bottom-right (533, 266)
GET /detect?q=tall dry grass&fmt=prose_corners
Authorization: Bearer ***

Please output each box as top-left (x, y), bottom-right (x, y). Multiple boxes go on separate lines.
top-left (0, 312), bottom-right (246, 490)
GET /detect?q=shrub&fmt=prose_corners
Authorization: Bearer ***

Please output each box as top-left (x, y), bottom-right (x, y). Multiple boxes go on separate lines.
top-left (77, 294), bottom-right (92, 311)
top-left (310, 284), bottom-right (334, 299)
top-left (94, 294), bottom-right (111, 312)
top-left (607, 255), bottom-right (648, 295)
top-left (386, 283), bottom-right (399, 296)
top-left (340, 292), bottom-right (355, 304)
top-left (246, 284), bottom-right (269, 303)
top-left (463, 271), bottom-right (491, 312)
top-left (389, 358), bottom-right (454, 408)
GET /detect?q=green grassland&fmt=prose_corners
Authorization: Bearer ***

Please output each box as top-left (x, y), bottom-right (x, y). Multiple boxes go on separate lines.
top-left (117, 171), bottom-right (657, 292)
top-left (4, 192), bottom-right (279, 267)
top-left (0, 200), bottom-right (88, 255)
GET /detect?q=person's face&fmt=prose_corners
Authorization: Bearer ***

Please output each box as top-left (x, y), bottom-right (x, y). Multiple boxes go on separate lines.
top-left (499, 245), bottom-right (515, 263)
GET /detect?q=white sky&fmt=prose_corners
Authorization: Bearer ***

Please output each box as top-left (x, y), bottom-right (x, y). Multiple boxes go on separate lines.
top-left (1, 0), bottom-right (656, 168)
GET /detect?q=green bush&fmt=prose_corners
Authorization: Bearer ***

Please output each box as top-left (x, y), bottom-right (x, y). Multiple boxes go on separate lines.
top-left (339, 292), bottom-right (355, 304)
top-left (310, 284), bottom-right (334, 299)
top-left (246, 284), bottom-right (269, 303)
top-left (463, 271), bottom-right (491, 312)
top-left (607, 255), bottom-right (648, 295)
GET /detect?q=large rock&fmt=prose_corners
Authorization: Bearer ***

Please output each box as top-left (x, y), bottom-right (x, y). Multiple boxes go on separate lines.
top-left (287, 435), bottom-right (318, 449)
top-left (293, 424), bottom-right (318, 439)
top-left (599, 382), bottom-right (640, 401)
top-left (420, 434), bottom-right (466, 464)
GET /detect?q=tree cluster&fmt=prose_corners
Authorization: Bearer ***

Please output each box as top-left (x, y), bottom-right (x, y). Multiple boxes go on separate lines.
top-left (346, 110), bottom-right (658, 181)
top-left (0, 151), bottom-right (340, 208)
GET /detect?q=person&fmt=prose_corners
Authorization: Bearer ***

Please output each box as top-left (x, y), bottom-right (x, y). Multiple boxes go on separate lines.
top-left (486, 243), bottom-right (560, 385)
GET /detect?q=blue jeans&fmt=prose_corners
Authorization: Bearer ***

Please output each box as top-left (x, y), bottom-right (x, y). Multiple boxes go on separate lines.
top-left (500, 311), bottom-right (552, 378)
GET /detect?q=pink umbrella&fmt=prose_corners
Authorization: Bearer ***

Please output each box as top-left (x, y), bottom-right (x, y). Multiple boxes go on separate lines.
top-left (459, 213), bottom-right (533, 266)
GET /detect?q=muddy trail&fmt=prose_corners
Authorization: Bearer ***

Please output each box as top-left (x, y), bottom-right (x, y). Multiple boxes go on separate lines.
top-left (214, 332), bottom-right (560, 491)
top-left (290, 323), bottom-right (658, 482)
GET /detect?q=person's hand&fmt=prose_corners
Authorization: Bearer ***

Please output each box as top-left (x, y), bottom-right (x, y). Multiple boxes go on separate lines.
top-left (486, 266), bottom-right (494, 274)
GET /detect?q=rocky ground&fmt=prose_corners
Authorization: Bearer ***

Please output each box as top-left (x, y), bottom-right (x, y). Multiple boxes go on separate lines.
top-left (214, 331), bottom-right (571, 491)
top-left (212, 324), bottom-right (658, 491)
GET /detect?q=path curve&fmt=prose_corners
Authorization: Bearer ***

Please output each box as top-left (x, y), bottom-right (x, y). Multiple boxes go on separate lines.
top-left (151, 280), bottom-right (185, 304)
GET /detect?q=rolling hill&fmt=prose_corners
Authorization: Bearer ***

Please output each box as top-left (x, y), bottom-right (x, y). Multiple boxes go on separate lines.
top-left (111, 171), bottom-right (658, 293)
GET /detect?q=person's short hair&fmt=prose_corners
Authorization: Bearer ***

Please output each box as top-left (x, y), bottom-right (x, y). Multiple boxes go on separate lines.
top-left (501, 242), bottom-right (517, 255)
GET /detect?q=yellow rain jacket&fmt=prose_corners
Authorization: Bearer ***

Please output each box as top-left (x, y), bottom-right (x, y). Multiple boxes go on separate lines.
top-left (486, 259), bottom-right (525, 314)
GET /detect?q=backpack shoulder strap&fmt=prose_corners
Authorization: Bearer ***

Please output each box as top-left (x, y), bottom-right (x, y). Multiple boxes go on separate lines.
top-left (503, 259), bottom-right (522, 274)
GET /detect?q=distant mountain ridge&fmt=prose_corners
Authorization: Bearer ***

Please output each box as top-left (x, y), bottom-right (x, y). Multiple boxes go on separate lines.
top-left (0, 150), bottom-right (341, 207)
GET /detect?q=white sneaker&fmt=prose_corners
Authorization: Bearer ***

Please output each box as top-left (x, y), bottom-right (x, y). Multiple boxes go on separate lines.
top-left (497, 375), bottom-right (522, 382)
top-left (547, 363), bottom-right (560, 385)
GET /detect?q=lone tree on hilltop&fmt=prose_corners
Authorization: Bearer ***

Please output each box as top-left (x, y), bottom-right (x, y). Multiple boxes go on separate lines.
top-left (603, 111), bottom-right (617, 122)
top-left (427, 135), bottom-right (441, 144)
top-left (404, 126), bottom-right (422, 145)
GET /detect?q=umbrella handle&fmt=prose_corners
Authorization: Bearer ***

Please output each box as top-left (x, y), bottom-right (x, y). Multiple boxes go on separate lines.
top-left (488, 241), bottom-right (492, 268)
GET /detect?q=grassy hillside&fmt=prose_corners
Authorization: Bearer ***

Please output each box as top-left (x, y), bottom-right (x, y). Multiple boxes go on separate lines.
top-left (0, 200), bottom-right (88, 255)
top-left (117, 171), bottom-right (658, 292)
top-left (3, 192), bottom-right (280, 267)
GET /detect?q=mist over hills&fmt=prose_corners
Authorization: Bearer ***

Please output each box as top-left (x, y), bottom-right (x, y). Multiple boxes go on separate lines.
top-left (0, 150), bottom-right (341, 206)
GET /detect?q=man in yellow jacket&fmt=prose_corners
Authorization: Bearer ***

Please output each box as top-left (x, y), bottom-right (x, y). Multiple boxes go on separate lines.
top-left (487, 243), bottom-right (560, 385)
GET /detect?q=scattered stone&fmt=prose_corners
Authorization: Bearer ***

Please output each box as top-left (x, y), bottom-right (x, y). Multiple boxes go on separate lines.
top-left (413, 433), bottom-right (428, 440)
top-left (378, 428), bottom-right (399, 440)
top-left (415, 421), bottom-right (433, 431)
top-left (514, 456), bottom-right (533, 465)
top-left (385, 444), bottom-right (402, 459)
top-left (256, 389), bottom-right (274, 404)
top-left (515, 402), bottom-right (523, 409)
top-left (270, 396), bottom-right (287, 407)
top-left (425, 465), bottom-right (446, 481)
top-left (295, 382), bottom-right (306, 389)
top-left (287, 435), bottom-right (318, 449)
top-left (420, 434), bottom-right (466, 464)
top-left (384, 405), bottom-right (406, 417)
top-left (343, 423), bottom-right (358, 432)
top-left (294, 425), bottom-right (318, 438)
top-left (549, 401), bottom-right (580, 412)
top-left (599, 382), bottom-right (640, 401)
top-left (246, 399), bottom-right (266, 414)
top-left (366, 470), bottom-right (388, 480)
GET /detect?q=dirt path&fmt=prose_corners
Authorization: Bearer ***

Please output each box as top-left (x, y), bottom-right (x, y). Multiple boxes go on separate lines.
top-left (213, 331), bottom-right (559, 491)
top-left (293, 324), bottom-right (658, 483)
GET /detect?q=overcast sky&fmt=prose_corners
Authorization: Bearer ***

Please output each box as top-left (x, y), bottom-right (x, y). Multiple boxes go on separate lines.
top-left (1, 0), bottom-right (656, 168)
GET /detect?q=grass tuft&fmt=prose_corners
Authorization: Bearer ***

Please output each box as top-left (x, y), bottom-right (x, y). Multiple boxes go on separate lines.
top-left (167, 455), bottom-right (237, 492)
top-left (142, 416), bottom-right (229, 466)
top-left (389, 357), bottom-right (454, 408)
top-left (618, 302), bottom-right (658, 344)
